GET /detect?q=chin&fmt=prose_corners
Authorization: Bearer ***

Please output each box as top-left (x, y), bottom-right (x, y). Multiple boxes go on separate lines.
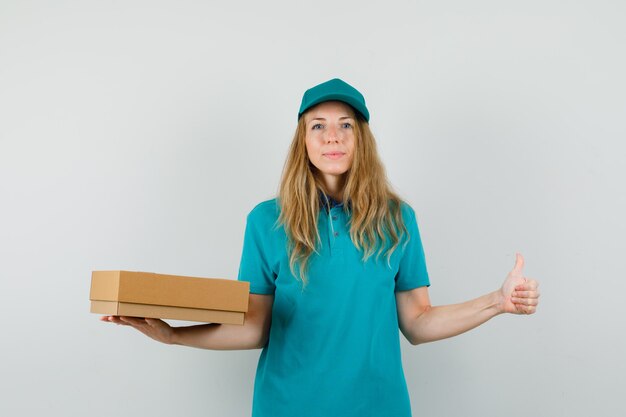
top-left (321, 167), bottom-right (349, 176)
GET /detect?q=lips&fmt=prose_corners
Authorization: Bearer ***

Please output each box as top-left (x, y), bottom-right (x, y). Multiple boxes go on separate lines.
top-left (323, 152), bottom-right (345, 160)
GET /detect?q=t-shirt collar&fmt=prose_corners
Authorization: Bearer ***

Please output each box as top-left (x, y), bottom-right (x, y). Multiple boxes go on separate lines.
top-left (318, 191), bottom-right (344, 211)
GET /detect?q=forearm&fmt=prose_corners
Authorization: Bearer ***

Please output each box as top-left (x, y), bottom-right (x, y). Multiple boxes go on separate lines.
top-left (171, 293), bottom-right (272, 350)
top-left (406, 290), bottom-right (503, 345)
top-left (171, 322), bottom-right (265, 350)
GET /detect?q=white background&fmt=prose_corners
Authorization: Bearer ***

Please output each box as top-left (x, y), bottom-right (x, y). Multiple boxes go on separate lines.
top-left (1, 1), bottom-right (624, 416)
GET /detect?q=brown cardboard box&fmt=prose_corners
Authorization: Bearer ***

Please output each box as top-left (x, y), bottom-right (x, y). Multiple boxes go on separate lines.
top-left (90, 271), bottom-right (249, 324)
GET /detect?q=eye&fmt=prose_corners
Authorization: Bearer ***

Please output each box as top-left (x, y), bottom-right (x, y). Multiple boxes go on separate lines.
top-left (311, 123), bottom-right (324, 130)
top-left (341, 122), bottom-right (353, 129)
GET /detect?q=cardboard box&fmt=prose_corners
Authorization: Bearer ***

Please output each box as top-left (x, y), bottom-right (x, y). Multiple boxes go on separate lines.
top-left (90, 271), bottom-right (249, 324)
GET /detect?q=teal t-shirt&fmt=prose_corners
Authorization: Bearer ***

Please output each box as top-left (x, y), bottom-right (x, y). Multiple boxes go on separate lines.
top-left (237, 198), bottom-right (430, 417)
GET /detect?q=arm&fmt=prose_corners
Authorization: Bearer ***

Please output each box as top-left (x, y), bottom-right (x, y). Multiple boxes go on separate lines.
top-left (101, 293), bottom-right (274, 350)
top-left (396, 253), bottom-right (539, 345)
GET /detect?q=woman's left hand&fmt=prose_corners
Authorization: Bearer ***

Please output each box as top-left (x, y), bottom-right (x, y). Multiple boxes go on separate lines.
top-left (499, 253), bottom-right (540, 315)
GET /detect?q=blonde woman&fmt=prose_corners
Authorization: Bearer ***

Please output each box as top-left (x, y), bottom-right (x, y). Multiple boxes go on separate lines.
top-left (102, 78), bottom-right (540, 417)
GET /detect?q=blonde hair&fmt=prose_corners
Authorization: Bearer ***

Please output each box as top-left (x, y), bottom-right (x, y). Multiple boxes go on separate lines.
top-left (278, 110), bottom-right (408, 286)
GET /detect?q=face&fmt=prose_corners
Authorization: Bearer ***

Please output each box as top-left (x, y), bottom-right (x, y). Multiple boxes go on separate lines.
top-left (304, 101), bottom-right (356, 186)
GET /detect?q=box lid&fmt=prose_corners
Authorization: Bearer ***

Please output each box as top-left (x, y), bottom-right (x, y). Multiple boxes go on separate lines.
top-left (90, 271), bottom-right (249, 313)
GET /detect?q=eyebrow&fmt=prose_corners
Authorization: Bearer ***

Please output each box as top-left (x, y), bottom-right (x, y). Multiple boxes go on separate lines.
top-left (308, 116), bottom-right (354, 122)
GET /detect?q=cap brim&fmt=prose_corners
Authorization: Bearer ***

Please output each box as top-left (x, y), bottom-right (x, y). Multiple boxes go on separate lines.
top-left (298, 93), bottom-right (369, 121)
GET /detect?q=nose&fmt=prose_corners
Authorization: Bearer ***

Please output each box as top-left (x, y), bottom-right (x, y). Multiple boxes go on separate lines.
top-left (324, 125), bottom-right (341, 143)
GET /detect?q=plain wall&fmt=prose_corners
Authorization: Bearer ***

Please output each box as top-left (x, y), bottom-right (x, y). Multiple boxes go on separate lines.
top-left (1, 1), bottom-right (624, 416)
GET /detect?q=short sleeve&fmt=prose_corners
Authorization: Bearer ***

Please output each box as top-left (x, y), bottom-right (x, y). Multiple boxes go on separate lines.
top-left (237, 204), bottom-right (277, 295)
top-left (394, 204), bottom-right (430, 291)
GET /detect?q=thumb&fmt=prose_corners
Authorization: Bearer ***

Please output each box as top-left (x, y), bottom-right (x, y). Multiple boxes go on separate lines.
top-left (512, 252), bottom-right (525, 275)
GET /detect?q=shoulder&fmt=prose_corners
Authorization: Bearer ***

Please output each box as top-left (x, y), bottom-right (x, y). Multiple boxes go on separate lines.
top-left (397, 200), bottom-right (426, 235)
top-left (246, 198), bottom-right (280, 225)
top-left (398, 200), bottom-right (417, 223)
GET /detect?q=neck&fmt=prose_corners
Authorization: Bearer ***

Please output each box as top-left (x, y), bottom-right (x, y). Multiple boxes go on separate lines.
top-left (320, 173), bottom-right (346, 202)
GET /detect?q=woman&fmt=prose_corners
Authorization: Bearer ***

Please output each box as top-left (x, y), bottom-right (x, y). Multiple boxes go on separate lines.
top-left (102, 78), bottom-right (540, 417)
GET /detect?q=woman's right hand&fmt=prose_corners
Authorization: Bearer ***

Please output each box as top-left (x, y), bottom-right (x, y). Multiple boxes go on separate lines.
top-left (99, 294), bottom-right (274, 350)
top-left (100, 316), bottom-right (176, 345)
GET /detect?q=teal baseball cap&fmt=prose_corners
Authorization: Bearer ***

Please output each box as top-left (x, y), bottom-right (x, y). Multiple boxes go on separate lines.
top-left (298, 78), bottom-right (370, 122)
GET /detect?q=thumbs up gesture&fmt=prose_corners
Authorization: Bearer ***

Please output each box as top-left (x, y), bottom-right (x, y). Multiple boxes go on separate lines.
top-left (499, 253), bottom-right (540, 315)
